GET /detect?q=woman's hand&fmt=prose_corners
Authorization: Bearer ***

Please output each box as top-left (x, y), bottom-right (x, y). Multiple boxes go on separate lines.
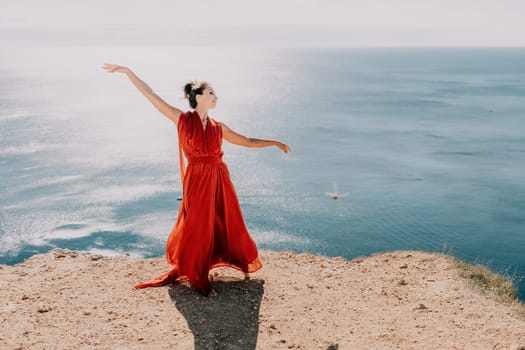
top-left (101, 63), bottom-right (129, 74)
top-left (276, 142), bottom-right (291, 154)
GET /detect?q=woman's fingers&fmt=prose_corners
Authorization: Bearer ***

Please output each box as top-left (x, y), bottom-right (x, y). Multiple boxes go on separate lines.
top-left (101, 64), bottom-right (114, 72)
top-left (280, 143), bottom-right (291, 153)
top-left (101, 63), bottom-right (123, 72)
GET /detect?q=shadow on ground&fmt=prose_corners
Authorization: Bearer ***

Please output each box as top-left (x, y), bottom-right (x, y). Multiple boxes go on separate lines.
top-left (168, 277), bottom-right (265, 350)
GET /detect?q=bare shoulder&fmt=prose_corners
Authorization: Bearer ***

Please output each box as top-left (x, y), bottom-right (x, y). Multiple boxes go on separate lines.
top-left (215, 120), bottom-right (225, 129)
top-left (217, 121), bottom-right (232, 131)
top-left (176, 110), bottom-right (189, 123)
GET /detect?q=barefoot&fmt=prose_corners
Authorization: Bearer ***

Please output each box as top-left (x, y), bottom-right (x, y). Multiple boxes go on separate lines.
top-left (208, 288), bottom-right (218, 298)
top-left (209, 271), bottom-right (219, 282)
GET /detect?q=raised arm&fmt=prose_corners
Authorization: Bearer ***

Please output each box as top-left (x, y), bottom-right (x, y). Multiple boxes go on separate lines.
top-left (102, 64), bottom-right (182, 124)
top-left (221, 123), bottom-right (291, 154)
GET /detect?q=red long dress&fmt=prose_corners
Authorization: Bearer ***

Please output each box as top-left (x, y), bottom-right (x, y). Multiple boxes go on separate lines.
top-left (134, 111), bottom-right (262, 295)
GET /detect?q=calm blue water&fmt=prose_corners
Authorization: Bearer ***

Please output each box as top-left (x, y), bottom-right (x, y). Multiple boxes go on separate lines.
top-left (1, 46), bottom-right (524, 300)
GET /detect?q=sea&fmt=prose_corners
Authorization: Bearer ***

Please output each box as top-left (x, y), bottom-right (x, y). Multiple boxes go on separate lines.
top-left (1, 46), bottom-right (524, 300)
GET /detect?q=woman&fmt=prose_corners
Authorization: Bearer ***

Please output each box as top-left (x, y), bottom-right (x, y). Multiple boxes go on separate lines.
top-left (102, 64), bottom-right (290, 296)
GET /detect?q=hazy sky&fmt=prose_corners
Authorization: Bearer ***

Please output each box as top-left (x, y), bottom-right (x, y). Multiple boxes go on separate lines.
top-left (1, 0), bottom-right (524, 46)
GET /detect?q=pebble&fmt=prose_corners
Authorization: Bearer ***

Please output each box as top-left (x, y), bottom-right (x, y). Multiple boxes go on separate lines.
top-left (414, 304), bottom-right (428, 310)
top-left (37, 306), bottom-right (52, 313)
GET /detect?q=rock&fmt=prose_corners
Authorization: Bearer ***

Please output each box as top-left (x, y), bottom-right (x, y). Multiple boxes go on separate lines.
top-left (414, 304), bottom-right (428, 310)
top-left (398, 279), bottom-right (408, 286)
top-left (37, 306), bottom-right (52, 313)
top-left (400, 264), bottom-right (408, 269)
top-left (52, 249), bottom-right (78, 259)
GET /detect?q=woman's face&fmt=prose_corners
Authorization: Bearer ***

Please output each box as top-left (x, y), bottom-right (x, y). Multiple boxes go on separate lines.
top-left (197, 86), bottom-right (218, 109)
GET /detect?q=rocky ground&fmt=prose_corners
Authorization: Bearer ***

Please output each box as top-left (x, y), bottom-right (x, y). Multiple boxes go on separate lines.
top-left (1, 249), bottom-right (524, 349)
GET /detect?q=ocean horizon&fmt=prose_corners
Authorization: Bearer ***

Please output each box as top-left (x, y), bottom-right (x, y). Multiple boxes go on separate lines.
top-left (1, 46), bottom-right (524, 300)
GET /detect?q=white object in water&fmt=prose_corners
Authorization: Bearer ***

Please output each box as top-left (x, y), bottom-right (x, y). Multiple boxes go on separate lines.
top-left (325, 183), bottom-right (348, 200)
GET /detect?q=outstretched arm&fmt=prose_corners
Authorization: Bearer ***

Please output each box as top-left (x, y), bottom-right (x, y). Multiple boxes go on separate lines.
top-left (221, 123), bottom-right (291, 154)
top-left (102, 64), bottom-right (182, 124)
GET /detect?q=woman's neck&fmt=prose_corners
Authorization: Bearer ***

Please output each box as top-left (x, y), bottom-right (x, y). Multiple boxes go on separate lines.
top-left (195, 107), bottom-right (209, 122)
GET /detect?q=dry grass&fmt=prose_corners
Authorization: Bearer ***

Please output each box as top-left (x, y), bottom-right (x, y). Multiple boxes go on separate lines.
top-left (451, 256), bottom-right (525, 319)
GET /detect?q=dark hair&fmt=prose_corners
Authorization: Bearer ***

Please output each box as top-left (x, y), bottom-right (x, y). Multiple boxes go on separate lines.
top-left (183, 81), bottom-right (208, 108)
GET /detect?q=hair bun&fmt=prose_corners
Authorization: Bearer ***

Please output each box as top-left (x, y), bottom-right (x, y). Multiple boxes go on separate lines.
top-left (183, 82), bottom-right (194, 99)
top-left (182, 80), bottom-right (208, 109)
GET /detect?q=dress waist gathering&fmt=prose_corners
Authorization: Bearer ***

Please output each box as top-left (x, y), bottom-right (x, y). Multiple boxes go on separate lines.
top-left (186, 155), bottom-right (223, 165)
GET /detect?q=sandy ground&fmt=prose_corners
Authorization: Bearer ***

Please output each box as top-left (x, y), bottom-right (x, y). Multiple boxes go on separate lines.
top-left (1, 249), bottom-right (524, 350)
